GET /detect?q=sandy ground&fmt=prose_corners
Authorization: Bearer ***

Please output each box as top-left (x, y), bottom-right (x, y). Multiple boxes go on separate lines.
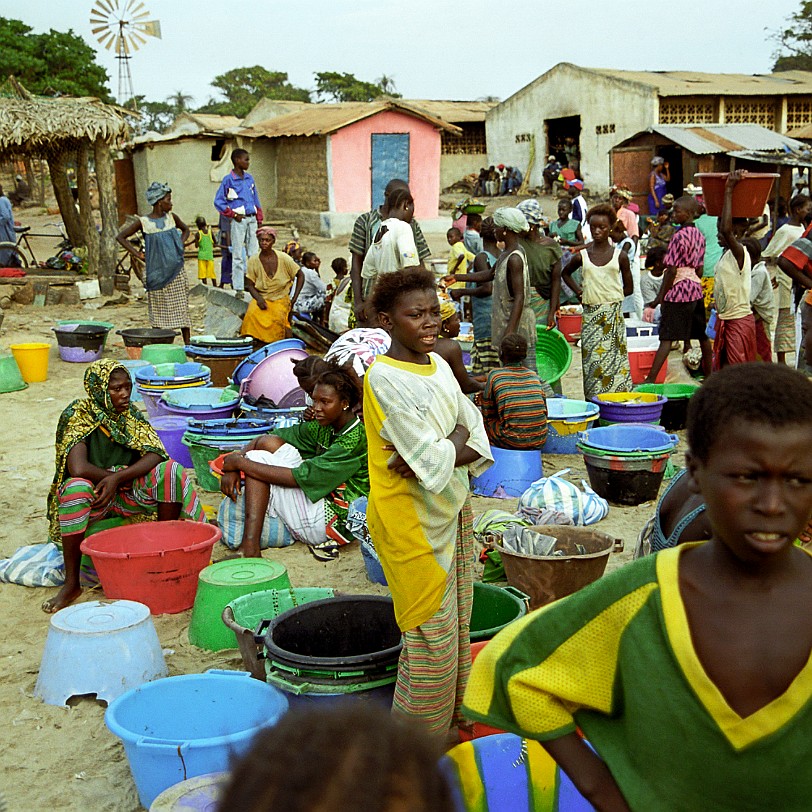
top-left (0, 203), bottom-right (690, 811)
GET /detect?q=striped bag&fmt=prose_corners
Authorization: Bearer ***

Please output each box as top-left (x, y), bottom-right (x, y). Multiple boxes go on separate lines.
top-left (0, 543), bottom-right (65, 587)
top-left (516, 469), bottom-right (609, 527)
top-left (217, 494), bottom-right (294, 550)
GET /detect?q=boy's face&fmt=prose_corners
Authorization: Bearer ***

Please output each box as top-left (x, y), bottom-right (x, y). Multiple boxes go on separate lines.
top-left (657, 212), bottom-right (669, 225)
top-left (687, 419), bottom-right (812, 564)
top-left (234, 153), bottom-right (250, 171)
top-left (447, 230), bottom-right (460, 246)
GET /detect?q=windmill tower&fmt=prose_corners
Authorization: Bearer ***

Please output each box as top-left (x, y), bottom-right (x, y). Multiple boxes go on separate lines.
top-left (90, 0), bottom-right (161, 109)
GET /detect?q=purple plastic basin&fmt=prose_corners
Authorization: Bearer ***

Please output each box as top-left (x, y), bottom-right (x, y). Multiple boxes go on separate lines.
top-left (149, 416), bottom-right (194, 468)
top-left (53, 324), bottom-right (108, 363)
top-left (240, 348), bottom-right (308, 404)
top-left (591, 394), bottom-right (667, 424)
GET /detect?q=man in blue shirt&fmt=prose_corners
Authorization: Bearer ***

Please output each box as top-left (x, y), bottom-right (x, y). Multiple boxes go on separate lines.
top-left (214, 148), bottom-right (263, 294)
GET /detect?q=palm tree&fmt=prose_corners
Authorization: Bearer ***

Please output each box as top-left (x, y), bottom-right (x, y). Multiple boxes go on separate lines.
top-left (167, 91), bottom-right (193, 113)
top-left (376, 74), bottom-right (398, 97)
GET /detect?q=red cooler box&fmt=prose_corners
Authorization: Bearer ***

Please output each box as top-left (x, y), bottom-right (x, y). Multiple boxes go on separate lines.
top-left (627, 336), bottom-right (667, 384)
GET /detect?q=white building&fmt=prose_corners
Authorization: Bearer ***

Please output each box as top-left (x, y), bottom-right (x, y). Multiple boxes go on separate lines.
top-left (486, 63), bottom-right (812, 192)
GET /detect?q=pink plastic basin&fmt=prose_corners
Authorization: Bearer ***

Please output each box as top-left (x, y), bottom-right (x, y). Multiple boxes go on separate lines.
top-left (239, 347), bottom-right (308, 404)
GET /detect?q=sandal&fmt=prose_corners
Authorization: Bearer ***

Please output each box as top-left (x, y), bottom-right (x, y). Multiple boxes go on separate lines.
top-left (309, 541), bottom-right (339, 562)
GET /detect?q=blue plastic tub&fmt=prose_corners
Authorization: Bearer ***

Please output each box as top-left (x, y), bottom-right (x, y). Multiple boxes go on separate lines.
top-left (544, 399), bottom-right (600, 454)
top-left (135, 362), bottom-right (211, 386)
top-left (577, 424), bottom-right (678, 454)
top-left (471, 446), bottom-right (543, 498)
top-left (105, 670), bottom-right (288, 808)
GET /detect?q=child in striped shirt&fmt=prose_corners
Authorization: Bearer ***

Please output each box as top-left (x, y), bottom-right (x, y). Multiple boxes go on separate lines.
top-left (480, 333), bottom-right (548, 450)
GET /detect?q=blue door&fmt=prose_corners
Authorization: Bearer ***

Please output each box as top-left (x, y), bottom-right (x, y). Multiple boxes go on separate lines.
top-left (371, 133), bottom-right (410, 210)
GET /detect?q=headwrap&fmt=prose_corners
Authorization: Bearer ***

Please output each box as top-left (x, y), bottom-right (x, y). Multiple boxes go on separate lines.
top-left (256, 225), bottom-right (277, 240)
top-left (284, 240), bottom-right (301, 256)
top-left (662, 193), bottom-right (675, 207)
top-left (517, 199), bottom-right (544, 226)
top-left (567, 178), bottom-right (584, 190)
top-left (611, 186), bottom-right (633, 203)
top-left (47, 359), bottom-right (166, 543)
top-left (439, 299), bottom-right (457, 322)
top-left (651, 156), bottom-right (665, 167)
top-left (493, 207), bottom-right (529, 234)
top-left (145, 181), bottom-right (171, 206)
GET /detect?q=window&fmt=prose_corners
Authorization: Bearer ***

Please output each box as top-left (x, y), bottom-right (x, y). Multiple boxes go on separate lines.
top-left (788, 99), bottom-right (812, 129)
top-left (725, 100), bottom-right (775, 128)
top-left (441, 123), bottom-right (486, 155)
top-left (659, 100), bottom-right (715, 124)
top-left (211, 138), bottom-right (226, 162)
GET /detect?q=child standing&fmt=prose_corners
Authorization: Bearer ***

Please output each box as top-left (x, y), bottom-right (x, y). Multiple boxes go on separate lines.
top-left (327, 257), bottom-right (352, 334)
top-left (464, 362), bottom-right (812, 811)
top-left (194, 216), bottom-right (216, 286)
top-left (713, 171), bottom-right (756, 370)
top-left (295, 252), bottom-right (328, 320)
top-left (363, 268), bottom-right (492, 735)
top-left (643, 196), bottom-right (711, 383)
top-left (480, 333), bottom-right (548, 450)
top-left (744, 237), bottom-right (775, 362)
top-left (562, 203), bottom-right (633, 399)
top-left (446, 227), bottom-right (476, 291)
top-left (463, 213), bottom-right (484, 255)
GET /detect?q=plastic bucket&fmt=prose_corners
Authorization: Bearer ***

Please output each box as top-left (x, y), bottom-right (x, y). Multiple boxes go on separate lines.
top-left (240, 348), bottom-right (308, 404)
top-left (544, 399), bottom-right (600, 454)
top-left (137, 382), bottom-right (211, 420)
top-left (629, 349), bottom-right (667, 385)
top-left (105, 670), bottom-right (288, 808)
top-left (635, 382), bottom-right (699, 431)
top-left (581, 448), bottom-right (673, 506)
top-left (577, 424), bottom-right (678, 454)
top-left (34, 600), bottom-right (168, 707)
top-left (79, 521), bottom-right (221, 614)
top-left (149, 773), bottom-right (229, 812)
top-left (592, 392), bottom-right (666, 424)
top-left (556, 312), bottom-right (582, 343)
top-left (182, 435), bottom-right (235, 491)
top-left (140, 343), bottom-right (188, 365)
top-left (496, 526), bottom-right (620, 610)
top-left (471, 445), bottom-right (543, 498)
top-left (10, 342), bottom-right (50, 382)
top-left (535, 326), bottom-right (572, 387)
top-left (469, 582), bottom-right (528, 642)
top-left (0, 353), bottom-right (27, 393)
top-left (149, 415), bottom-right (194, 468)
top-left (188, 559), bottom-right (291, 652)
top-left (52, 324), bottom-right (110, 363)
top-left (222, 587), bottom-right (335, 679)
top-left (696, 172), bottom-right (779, 218)
top-left (117, 327), bottom-right (179, 352)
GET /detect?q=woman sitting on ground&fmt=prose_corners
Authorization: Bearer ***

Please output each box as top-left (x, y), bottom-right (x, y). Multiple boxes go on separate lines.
top-left (241, 226), bottom-right (305, 349)
top-left (43, 360), bottom-right (205, 613)
top-left (220, 363), bottom-right (369, 561)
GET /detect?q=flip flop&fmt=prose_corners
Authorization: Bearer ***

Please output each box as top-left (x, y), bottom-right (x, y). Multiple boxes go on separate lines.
top-left (308, 541), bottom-right (339, 562)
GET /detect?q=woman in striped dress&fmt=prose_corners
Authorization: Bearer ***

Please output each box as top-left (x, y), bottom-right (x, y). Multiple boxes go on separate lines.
top-left (117, 182), bottom-right (192, 344)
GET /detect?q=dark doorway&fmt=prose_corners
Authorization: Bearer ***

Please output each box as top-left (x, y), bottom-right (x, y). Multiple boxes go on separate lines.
top-left (657, 145), bottom-right (684, 199)
top-left (546, 115), bottom-right (581, 173)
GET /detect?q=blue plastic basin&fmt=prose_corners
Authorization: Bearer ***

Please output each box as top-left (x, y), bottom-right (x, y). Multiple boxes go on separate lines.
top-left (577, 424), bottom-right (678, 453)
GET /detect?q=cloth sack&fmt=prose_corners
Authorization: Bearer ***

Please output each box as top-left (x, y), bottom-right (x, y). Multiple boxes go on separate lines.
top-left (516, 469), bottom-right (609, 526)
top-left (0, 543), bottom-right (65, 587)
top-left (217, 493), bottom-right (294, 550)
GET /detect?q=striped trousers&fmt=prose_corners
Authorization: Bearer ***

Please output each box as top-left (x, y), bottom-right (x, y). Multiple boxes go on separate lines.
top-left (57, 460), bottom-right (204, 537)
top-left (392, 498), bottom-right (475, 734)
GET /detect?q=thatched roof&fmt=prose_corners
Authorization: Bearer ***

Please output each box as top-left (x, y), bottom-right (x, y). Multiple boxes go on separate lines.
top-left (0, 78), bottom-right (130, 159)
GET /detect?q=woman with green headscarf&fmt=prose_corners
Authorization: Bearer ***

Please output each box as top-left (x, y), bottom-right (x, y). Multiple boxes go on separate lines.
top-left (42, 360), bottom-right (205, 613)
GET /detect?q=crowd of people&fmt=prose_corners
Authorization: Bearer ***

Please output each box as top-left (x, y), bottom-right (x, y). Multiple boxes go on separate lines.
top-left (33, 151), bottom-right (812, 809)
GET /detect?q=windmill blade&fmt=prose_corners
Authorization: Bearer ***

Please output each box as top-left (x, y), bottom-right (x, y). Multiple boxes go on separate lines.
top-left (90, 11), bottom-right (112, 27)
top-left (98, 30), bottom-right (117, 50)
top-left (127, 1), bottom-right (147, 17)
top-left (135, 20), bottom-right (161, 39)
top-left (91, 24), bottom-right (112, 37)
top-left (122, 0), bottom-right (141, 18)
top-left (126, 30), bottom-right (147, 50)
top-left (95, 0), bottom-right (118, 16)
top-left (131, 9), bottom-right (151, 23)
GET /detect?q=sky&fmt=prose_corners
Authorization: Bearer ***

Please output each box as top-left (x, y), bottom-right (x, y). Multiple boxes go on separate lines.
top-left (4, 0), bottom-right (804, 107)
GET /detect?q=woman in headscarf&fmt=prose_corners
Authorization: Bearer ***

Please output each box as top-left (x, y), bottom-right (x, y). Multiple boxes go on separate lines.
top-left (491, 207), bottom-right (537, 371)
top-left (117, 182), bottom-right (192, 344)
top-left (516, 198), bottom-right (563, 331)
top-left (648, 157), bottom-right (670, 216)
top-left (42, 360), bottom-right (205, 613)
top-left (241, 226), bottom-right (304, 348)
top-left (284, 240), bottom-right (304, 265)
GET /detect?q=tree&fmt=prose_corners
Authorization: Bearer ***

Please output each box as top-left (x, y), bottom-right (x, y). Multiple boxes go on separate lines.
top-left (314, 71), bottom-right (399, 103)
top-left (0, 18), bottom-right (111, 100)
top-left (773, 2), bottom-right (812, 71)
top-left (376, 74), bottom-right (399, 97)
top-left (131, 96), bottom-right (175, 133)
top-left (196, 66), bottom-right (310, 117)
top-left (167, 90), bottom-right (194, 113)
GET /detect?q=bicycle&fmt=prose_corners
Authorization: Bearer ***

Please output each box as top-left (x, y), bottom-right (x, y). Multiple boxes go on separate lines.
top-left (0, 222), bottom-right (71, 268)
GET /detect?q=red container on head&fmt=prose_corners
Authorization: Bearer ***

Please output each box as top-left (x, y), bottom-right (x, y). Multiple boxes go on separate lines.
top-left (695, 172), bottom-right (779, 218)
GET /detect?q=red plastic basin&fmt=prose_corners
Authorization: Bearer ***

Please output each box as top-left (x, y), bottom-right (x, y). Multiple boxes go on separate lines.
top-left (556, 312), bottom-right (582, 343)
top-left (80, 521), bottom-right (221, 614)
top-left (695, 172), bottom-right (779, 218)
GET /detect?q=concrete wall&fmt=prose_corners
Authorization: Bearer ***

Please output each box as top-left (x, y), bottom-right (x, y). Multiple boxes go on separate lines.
top-left (440, 153), bottom-right (487, 190)
top-left (249, 139), bottom-right (278, 212)
top-left (276, 136), bottom-right (329, 211)
top-left (329, 110), bottom-right (441, 219)
top-left (486, 64), bottom-right (657, 192)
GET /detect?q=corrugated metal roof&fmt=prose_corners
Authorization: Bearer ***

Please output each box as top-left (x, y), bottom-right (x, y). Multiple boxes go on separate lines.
top-left (179, 113), bottom-right (242, 131)
top-left (583, 67), bottom-right (812, 97)
top-left (239, 101), bottom-right (461, 138)
top-left (402, 99), bottom-right (496, 123)
top-left (614, 124), bottom-right (807, 155)
top-left (241, 100), bottom-right (313, 127)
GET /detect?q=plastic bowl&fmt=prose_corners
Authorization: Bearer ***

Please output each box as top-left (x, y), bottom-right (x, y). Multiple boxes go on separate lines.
top-left (577, 424), bottom-right (678, 453)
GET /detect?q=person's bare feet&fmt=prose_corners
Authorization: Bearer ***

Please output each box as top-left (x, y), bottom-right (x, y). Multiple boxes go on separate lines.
top-left (41, 583), bottom-right (82, 614)
top-left (240, 540), bottom-right (262, 558)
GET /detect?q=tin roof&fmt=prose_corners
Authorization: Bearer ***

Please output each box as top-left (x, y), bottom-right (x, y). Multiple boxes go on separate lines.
top-left (615, 124), bottom-right (807, 155)
top-left (402, 99), bottom-right (496, 123)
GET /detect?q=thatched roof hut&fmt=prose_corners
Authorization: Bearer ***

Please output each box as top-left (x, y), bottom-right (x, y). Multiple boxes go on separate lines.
top-left (0, 78), bottom-right (131, 294)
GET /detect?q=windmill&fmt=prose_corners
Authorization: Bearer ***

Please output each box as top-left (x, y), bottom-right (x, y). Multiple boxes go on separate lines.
top-left (90, 0), bottom-right (161, 109)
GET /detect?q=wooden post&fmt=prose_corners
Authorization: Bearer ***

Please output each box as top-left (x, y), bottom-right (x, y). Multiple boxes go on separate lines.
top-left (47, 150), bottom-right (83, 246)
top-left (94, 137), bottom-right (119, 296)
top-left (76, 142), bottom-right (100, 283)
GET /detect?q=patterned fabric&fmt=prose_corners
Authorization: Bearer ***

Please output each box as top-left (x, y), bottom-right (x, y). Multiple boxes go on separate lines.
top-left (48, 360), bottom-right (166, 544)
top-left (363, 353), bottom-right (491, 631)
top-left (471, 338), bottom-right (499, 376)
top-left (778, 223), bottom-right (812, 307)
top-left (775, 307), bottom-right (796, 353)
top-left (147, 270), bottom-right (191, 329)
top-left (325, 327), bottom-right (391, 377)
top-left (463, 544), bottom-right (812, 811)
top-left (701, 276), bottom-right (715, 316)
top-left (392, 499), bottom-right (474, 734)
top-left (663, 226), bottom-right (704, 303)
top-left (580, 302), bottom-right (632, 400)
top-left (348, 209), bottom-right (431, 262)
top-left (712, 313), bottom-right (757, 371)
top-left (492, 248), bottom-right (537, 370)
top-left (481, 366), bottom-right (548, 450)
top-left (57, 461), bottom-right (204, 537)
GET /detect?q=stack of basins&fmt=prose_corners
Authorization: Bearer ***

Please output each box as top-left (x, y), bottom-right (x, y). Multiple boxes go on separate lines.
top-left (234, 339), bottom-right (308, 410)
top-left (544, 398), bottom-right (600, 454)
top-left (576, 424), bottom-right (679, 506)
top-left (150, 388), bottom-right (241, 468)
top-left (186, 336), bottom-right (254, 387)
top-left (182, 417), bottom-right (275, 491)
top-left (634, 382), bottom-right (699, 431)
top-left (591, 391), bottom-right (667, 427)
top-left (134, 363), bottom-right (211, 420)
top-left (116, 328), bottom-right (179, 360)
